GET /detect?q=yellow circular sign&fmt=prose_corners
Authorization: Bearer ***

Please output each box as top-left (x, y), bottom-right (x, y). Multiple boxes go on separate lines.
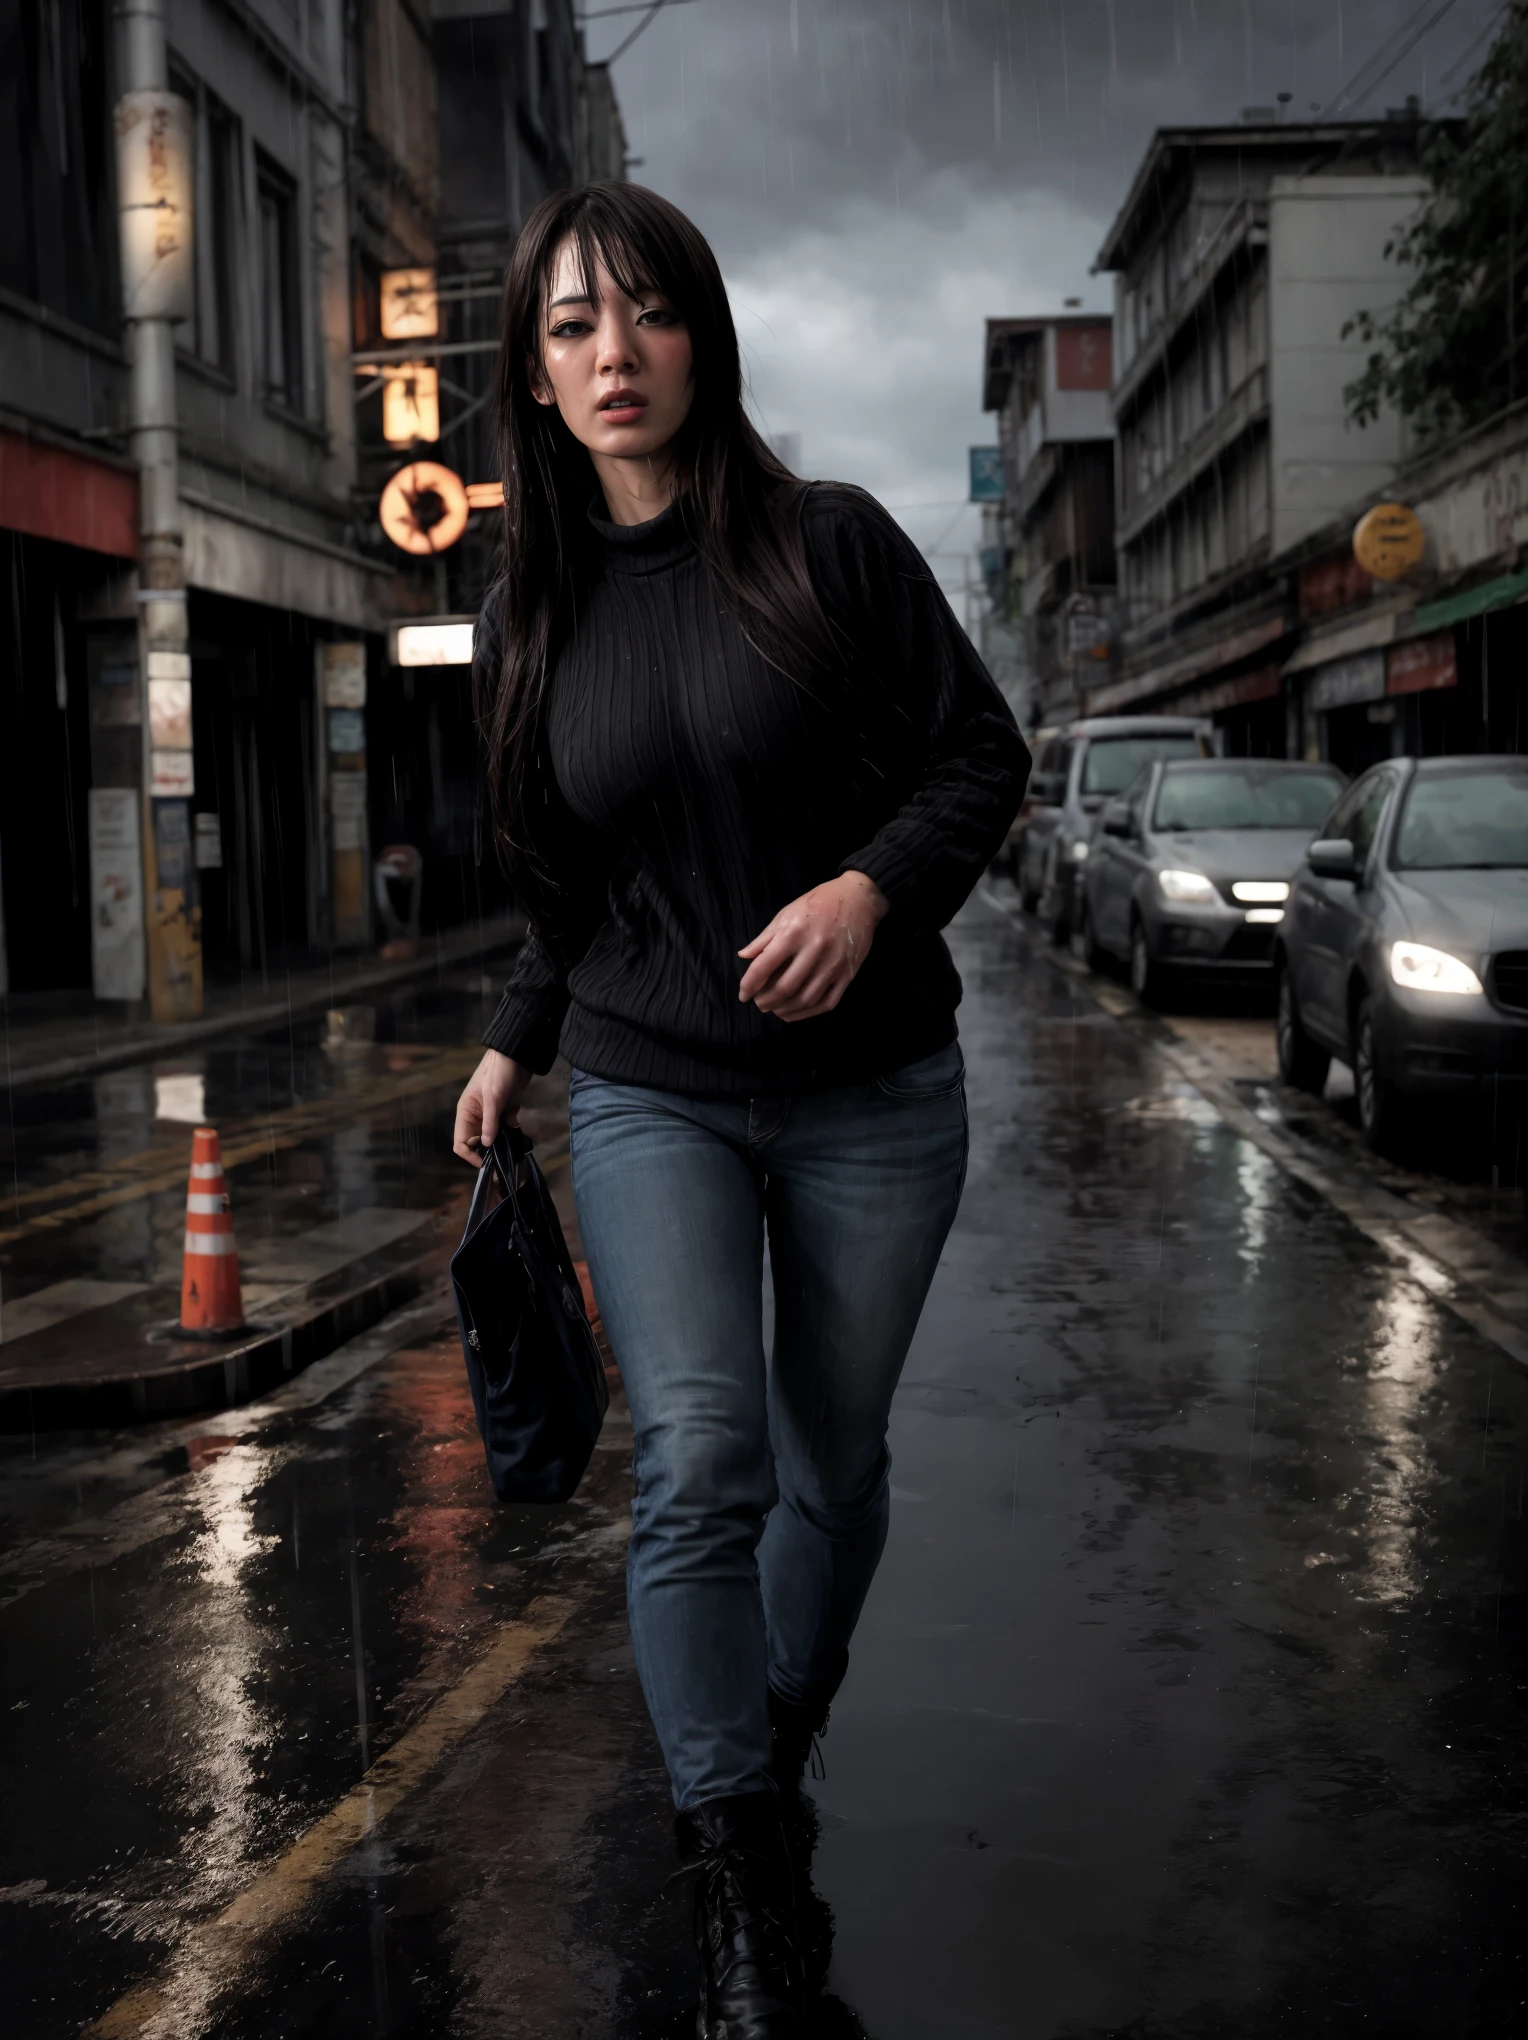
top-left (1353, 501), bottom-right (1425, 581)
top-left (379, 461), bottom-right (469, 556)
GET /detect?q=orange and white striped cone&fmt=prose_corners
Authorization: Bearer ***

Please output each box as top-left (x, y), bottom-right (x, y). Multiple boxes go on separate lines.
top-left (180, 1127), bottom-right (244, 1334)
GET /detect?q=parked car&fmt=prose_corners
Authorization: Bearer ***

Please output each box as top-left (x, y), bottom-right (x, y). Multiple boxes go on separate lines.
top-left (1081, 757), bottom-right (1346, 1004)
top-left (1276, 755), bottom-right (1528, 1152)
top-left (1010, 716), bottom-right (1212, 942)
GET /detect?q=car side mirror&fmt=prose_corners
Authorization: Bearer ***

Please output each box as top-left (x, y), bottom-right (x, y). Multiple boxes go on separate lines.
top-left (1102, 800), bottom-right (1133, 839)
top-left (1308, 838), bottom-right (1356, 881)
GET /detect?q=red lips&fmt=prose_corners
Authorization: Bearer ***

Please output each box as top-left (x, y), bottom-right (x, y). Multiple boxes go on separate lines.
top-left (599, 388), bottom-right (647, 411)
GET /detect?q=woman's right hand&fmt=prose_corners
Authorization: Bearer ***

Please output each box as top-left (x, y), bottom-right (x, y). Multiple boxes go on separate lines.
top-left (453, 1049), bottom-right (532, 1165)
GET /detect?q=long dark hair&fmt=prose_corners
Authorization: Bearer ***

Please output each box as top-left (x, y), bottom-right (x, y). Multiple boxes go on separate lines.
top-left (479, 181), bottom-right (839, 905)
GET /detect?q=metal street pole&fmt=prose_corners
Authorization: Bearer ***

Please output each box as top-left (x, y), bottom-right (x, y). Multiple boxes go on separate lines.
top-left (115, 0), bottom-right (202, 1021)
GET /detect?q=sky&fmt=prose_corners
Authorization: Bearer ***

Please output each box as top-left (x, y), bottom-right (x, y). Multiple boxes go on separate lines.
top-left (584, 0), bottom-right (1509, 611)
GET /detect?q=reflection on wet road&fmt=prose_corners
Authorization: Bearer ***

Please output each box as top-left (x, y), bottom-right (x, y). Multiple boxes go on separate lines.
top-left (6, 908), bottom-right (1528, 2036)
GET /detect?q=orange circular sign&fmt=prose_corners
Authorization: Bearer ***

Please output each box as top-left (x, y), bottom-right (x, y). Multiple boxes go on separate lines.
top-left (1353, 501), bottom-right (1425, 581)
top-left (379, 461), bottom-right (469, 556)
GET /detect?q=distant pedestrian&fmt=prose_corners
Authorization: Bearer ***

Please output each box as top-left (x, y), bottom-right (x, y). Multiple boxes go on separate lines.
top-left (453, 180), bottom-right (1028, 2037)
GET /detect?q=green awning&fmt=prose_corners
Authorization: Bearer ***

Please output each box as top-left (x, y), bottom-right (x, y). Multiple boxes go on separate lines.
top-left (1412, 565), bottom-right (1528, 634)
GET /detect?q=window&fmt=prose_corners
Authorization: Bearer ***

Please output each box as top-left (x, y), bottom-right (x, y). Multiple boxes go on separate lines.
top-left (1394, 766), bottom-right (1528, 871)
top-left (256, 156), bottom-right (301, 410)
top-left (0, 0), bottom-right (115, 332)
top-left (171, 66), bottom-right (237, 372)
top-left (1152, 767), bottom-right (1344, 833)
top-left (1324, 771), bottom-right (1393, 870)
top-left (1033, 740), bottom-right (1070, 805)
top-left (1083, 734), bottom-right (1202, 798)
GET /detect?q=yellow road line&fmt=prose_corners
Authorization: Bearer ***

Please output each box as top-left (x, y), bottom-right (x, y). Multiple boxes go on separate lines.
top-left (0, 1050), bottom-right (481, 1248)
top-left (85, 1596), bottom-right (576, 2039)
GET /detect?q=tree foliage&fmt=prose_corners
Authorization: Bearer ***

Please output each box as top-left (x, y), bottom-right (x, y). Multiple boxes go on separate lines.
top-left (1345, 3), bottom-right (1528, 442)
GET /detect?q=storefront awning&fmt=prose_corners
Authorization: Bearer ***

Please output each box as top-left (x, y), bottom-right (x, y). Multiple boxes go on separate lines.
top-left (0, 428), bottom-right (137, 558)
top-left (1412, 565), bottom-right (1528, 634)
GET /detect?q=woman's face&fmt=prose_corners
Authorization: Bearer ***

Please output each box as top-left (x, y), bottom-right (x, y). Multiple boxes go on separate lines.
top-left (531, 238), bottom-right (694, 464)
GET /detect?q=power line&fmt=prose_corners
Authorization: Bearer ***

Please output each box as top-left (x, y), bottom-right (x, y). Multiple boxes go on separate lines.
top-left (577, 0), bottom-right (698, 19)
top-left (1321, 0), bottom-right (1464, 117)
top-left (598, 0), bottom-right (693, 63)
top-left (1433, 0), bottom-right (1514, 101)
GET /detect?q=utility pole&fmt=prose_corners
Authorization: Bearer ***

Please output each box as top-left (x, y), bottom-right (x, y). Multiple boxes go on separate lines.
top-left (115, 0), bottom-right (203, 1021)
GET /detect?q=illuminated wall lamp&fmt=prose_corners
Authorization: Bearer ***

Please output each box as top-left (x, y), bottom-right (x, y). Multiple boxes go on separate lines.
top-left (382, 364), bottom-right (440, 445)
top-left (380, 267), bottom-right (438, 340)
top-left (391, 620), bottom-right (476, 667)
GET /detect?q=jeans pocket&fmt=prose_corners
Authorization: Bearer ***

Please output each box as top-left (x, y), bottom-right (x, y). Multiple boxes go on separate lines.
top-left (874, 1042), bottom-right (965, 1101)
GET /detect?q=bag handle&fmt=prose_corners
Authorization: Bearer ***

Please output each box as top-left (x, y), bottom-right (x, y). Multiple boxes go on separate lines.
top-left (484, 1125), bottom-right (537, 1225)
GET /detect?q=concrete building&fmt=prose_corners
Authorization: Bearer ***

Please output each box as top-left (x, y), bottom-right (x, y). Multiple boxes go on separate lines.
top-left (364, 5), bottom-right (627, 937)
top-left (0, 0), bottom-right (623, 1009)
top-left (981, 316), bottom-right (1116, 728)
top-left (1275, 403), bottom-right (1528, 778)
top-left (1087, 118), bottom-right (1430, 755)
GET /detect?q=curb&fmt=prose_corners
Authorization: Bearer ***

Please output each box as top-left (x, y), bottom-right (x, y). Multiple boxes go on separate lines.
top-left (0, 1232), bottom-right (454, 1431)
top-left (3, 920), bottom-right (523, 1095)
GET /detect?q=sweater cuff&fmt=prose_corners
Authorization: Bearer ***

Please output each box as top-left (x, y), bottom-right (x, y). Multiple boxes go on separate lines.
top-left (839, 841), bottom-right (924, 919)
top-left (481, 988), bottom-right (567, 1075)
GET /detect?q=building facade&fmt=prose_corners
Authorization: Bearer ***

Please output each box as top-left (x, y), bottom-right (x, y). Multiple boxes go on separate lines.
top-left (1087, 118), bottom-right (1430, 755)
top-left (981, 316), bottom-right (1116, 729)
top-left (1275, 403), bottom-right (1528, 778)
top-left (0, 0), bottom-right (622, 1008)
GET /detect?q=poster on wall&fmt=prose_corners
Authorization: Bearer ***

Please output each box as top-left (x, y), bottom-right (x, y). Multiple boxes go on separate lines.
top-left (88, 789), bottom-right (145, 1001)
top-left (330, 771), bottom-right (370, 946)
top-left (323, 642), bottom-right (367, 709)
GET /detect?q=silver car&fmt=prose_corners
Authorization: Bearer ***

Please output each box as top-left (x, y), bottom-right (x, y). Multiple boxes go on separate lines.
top-left (1277, 756), bottom-right (1528, 1152)
top-left (1082, 757), bottom-right (1346, 1004)
top-left (1013, 716), bottom-right (1210, 943)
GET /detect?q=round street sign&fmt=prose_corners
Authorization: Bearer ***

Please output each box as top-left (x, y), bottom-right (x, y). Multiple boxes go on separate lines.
top-left (1352, 501), bottom-right (1425, 581)
top-left (379, 461), bottom-right (470, 556)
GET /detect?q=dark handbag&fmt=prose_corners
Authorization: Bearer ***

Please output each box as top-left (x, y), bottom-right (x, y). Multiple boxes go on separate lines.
top-left (450, 1127), bottom-right (609, 1503)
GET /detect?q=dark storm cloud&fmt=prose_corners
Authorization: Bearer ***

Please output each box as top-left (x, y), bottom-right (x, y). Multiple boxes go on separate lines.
top-left (589, 1), bottom-right (1503, 590)
top-left (600, 1), bottom-right (1495, 237)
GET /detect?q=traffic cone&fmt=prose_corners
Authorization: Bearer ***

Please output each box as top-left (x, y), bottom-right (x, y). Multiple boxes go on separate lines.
top-left (180, 1127), bottom-right (244, 1334)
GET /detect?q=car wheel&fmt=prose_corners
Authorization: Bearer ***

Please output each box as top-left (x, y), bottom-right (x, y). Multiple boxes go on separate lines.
top-left (1047, 878), bottom-right (1072, 947)
top-left (1081, 897), bottom-right (1109, 975)
top-left (1017, 849), bottom-right (1040, 914)
top-left (1354, 994), bottom-right (1403, 1154)
top-left (1276, 966), bottom-right (1330, 1094)
top-left (1130, 917), bottom-right (1169, 1007)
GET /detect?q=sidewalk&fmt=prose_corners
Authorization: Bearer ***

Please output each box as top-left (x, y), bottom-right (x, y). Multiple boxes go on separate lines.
top-left (0, 915), bottom-right (524, 1093)
top-left (0, 1208), bottom-right (456, 1427)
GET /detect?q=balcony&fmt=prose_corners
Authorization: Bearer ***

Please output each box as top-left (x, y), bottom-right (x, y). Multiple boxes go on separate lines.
top-left (1113, 198), bottom-right (1266, 425)
top-left (1115, 365), bottom-right (1269, 551)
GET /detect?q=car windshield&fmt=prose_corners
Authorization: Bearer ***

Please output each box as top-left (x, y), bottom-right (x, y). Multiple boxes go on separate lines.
top-left (1153, 769), bottom-right (1341, 832)
top-left (1081, 733), bottom-right (1200, 795)
top-left (1393, 768), bottom-right (1528, 869)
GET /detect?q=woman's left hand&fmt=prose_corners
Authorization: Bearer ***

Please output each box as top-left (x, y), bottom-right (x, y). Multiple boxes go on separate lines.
top-left (737, 870), bottom-right (889, 1022)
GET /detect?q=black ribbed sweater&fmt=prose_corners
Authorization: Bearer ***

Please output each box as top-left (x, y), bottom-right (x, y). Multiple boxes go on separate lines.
top-left (479, 484), bottom-right (1030, 1096)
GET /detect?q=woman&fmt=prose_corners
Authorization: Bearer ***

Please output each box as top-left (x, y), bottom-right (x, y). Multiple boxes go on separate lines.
top-left (454, 181), bottom-right (1028, 2037)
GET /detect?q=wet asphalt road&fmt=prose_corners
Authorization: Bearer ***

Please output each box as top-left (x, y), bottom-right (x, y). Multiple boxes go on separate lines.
top-left (6, 903), bottom-right (1528, 2037)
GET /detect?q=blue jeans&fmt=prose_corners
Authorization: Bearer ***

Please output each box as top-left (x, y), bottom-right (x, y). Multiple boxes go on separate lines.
top-left (568, 1042), bottom-right (969, 1809)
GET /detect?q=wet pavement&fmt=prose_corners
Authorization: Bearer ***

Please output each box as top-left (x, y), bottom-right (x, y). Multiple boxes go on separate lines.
top-left (6, 903), bottom-right (1528, 2036)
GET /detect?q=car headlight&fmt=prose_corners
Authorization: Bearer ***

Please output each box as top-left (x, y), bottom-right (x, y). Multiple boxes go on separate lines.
top-left (1069, 839), bottom-right (1090, 863)
top-left (1158, 868), bottom-right (1218, 905)
top-left (1389, 941), bottom-right (1483, 995)
top-left (1231, 880), bottom-right (1289, 903)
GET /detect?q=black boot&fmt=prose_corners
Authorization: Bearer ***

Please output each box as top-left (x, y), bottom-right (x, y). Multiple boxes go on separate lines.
top-left (675, 1791), bottom-right (806, 2038)
top-left (768, 1682), bottom-right (842, 1995)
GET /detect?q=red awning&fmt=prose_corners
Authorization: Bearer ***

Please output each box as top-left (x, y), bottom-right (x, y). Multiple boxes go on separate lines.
top-left (0, 428), bottom-right (137, 558)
